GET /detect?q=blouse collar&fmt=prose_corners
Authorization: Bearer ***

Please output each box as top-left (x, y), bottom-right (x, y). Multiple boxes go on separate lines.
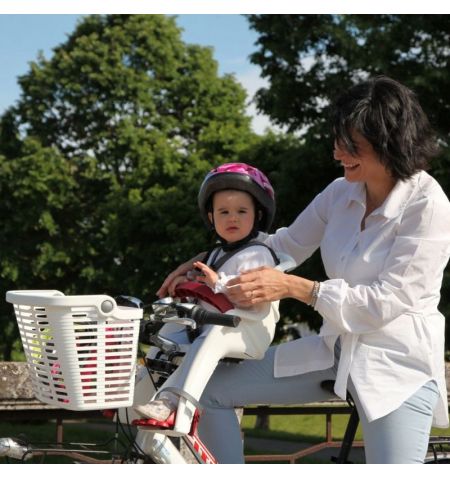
top-left (345, 172), bottom-right (422, 219)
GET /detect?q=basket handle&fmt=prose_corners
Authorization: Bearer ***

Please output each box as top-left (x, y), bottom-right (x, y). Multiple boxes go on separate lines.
top-left (6, 290), bottom-right (64, 304)
top-left (6, 290), bottom-right (142, 321)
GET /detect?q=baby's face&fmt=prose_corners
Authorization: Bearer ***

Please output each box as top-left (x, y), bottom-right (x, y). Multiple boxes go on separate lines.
top-left (208, 190), bottom-right (255, 243)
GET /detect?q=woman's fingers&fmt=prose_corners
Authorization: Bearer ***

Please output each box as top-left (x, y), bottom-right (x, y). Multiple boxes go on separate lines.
top-left (157, 252), bottom-right (207, 298)
top-left (225, 266), bottom-right (269, 305)
top-left (167, 274), bottom-right (189, 297)
top-left (156, 272), bottom-right (177, 298)
top-left (226, 267), bottom-right (289, 305)
top-left (157, 263), bottom-right (192, 297)
top-left (226, 266), bottom-right (267, 287)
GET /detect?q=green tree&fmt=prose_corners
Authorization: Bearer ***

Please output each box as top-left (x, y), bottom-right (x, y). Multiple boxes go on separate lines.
top-left (0, 14), bottom-right (255, 360)
top-left (0, 139), bottom-right (78, 359)
top-left (247, 15), bottom-right (450, 140)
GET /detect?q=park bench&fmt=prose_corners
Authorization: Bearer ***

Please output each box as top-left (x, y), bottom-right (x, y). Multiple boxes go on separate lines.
top-left (0, 362), bottom-right (104, 444)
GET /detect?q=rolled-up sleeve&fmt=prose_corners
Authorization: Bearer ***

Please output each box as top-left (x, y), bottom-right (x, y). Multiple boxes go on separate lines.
top-left (316, 196), bottom-right (450, 334)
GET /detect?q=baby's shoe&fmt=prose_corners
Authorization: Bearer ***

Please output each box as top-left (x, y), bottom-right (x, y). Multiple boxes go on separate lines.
top-left (134, 395), bottom-right (177, 421)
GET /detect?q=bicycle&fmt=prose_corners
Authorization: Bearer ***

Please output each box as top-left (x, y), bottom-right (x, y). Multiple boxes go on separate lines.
top-left (1, 273), bottom-right (449, 463)
top-left (0, 252), bottom-right (292, 464)
top-left (0, 284), bottom-right (246, 463)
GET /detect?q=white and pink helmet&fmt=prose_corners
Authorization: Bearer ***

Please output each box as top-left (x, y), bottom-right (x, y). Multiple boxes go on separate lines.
top-left (197, 162), bottom-right (276, 232)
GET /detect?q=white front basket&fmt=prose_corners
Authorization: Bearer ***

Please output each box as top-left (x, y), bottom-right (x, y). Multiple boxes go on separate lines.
top-left (6, 290), bottom-right (143, 411)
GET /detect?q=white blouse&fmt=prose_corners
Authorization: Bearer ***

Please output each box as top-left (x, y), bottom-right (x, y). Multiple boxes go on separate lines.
top-left (266, 171), bottom-right (450, 427)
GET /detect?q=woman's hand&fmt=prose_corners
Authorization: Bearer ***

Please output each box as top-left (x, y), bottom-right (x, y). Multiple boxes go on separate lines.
top-left (193, 261), bottom-right (218, 289)
top-left (225, 266), bottom-right (290, 307)
top-left (156, 252), bottom-right (206, 298)
top-left (225, 266), bottom-right (315, 308)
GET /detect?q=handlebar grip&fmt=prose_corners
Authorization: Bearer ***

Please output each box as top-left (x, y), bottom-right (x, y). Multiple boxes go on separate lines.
top-left (191, 306), bottom-right (241, 328)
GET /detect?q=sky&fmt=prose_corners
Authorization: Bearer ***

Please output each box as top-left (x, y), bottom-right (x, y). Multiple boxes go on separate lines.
top-left (2, 9), bottom-right (448, 135)
top-left (0, 14), bottom-right (273, 134)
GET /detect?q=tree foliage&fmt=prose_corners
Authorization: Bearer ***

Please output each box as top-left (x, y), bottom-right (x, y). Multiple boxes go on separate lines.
top-left (0, 14), bottom-right (255, 359)
top-left (2, 14), bottom-right (450, 358)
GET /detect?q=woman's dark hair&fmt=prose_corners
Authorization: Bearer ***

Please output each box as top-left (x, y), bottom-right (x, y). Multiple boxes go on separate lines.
top-left (331, 75), bottom-right (440, 180)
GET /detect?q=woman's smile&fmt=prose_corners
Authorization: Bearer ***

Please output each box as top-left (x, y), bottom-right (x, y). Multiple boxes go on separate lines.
top-left (342, 162), bottom-right (360, 171)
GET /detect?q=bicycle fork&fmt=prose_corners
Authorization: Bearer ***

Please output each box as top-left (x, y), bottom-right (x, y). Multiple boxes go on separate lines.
top-left (134, 429), bottom-right (186, 464)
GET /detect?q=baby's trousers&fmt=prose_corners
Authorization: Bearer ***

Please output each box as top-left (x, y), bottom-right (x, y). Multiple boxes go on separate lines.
top-left (153, 321), bottom-right (274, 433)
top-left (198, 345), bottom-right (439, 464)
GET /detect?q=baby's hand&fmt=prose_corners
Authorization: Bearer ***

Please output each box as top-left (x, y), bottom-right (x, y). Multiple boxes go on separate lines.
top-left (193, 261), bottom-right (218, 289)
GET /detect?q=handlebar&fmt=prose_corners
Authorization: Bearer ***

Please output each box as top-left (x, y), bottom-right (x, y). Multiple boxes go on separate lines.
top-left (187, 304), bottom-right (241, 328)
top-left (114, 293), bottom-right (240, 328)
top-left (137, 299), bottom-right (241, 346)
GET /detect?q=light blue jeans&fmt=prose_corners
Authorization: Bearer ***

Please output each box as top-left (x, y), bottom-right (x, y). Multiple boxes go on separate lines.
top-left (198, 345), bottom-right (439, 464)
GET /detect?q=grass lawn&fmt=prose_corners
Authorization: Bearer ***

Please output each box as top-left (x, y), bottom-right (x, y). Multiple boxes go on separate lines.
top-left (242, 412), bottom-right (363, 443)
top-left (242, 415), bottom-right (450, 443)
top-left (242, 413), bottom-right (450, 443)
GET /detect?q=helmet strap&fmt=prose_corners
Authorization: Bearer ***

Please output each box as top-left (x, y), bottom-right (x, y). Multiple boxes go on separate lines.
top-left (218, 227), bottom-right (259, 252)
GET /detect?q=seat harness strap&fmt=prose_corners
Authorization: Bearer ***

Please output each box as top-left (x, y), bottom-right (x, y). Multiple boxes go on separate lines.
top-left (207, 240), bottom-right (280, 272)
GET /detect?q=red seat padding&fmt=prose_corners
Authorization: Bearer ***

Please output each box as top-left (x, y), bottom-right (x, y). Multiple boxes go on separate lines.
top-left (174, 282), bottom-right (233, 313)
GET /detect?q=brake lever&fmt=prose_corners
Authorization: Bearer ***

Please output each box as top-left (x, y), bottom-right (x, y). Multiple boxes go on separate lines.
top-left (149, 334), bottom-right (180, 354)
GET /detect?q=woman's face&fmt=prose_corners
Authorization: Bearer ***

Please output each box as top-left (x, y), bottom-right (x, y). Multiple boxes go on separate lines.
top-left (208, 190), bottom-right (256, 243)
top-left (333, 131), bottom-right (391, 185)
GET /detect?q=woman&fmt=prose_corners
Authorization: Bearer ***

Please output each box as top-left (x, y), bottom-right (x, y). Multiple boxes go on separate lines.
top-left (158, 76), bottom-right (450, 463)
